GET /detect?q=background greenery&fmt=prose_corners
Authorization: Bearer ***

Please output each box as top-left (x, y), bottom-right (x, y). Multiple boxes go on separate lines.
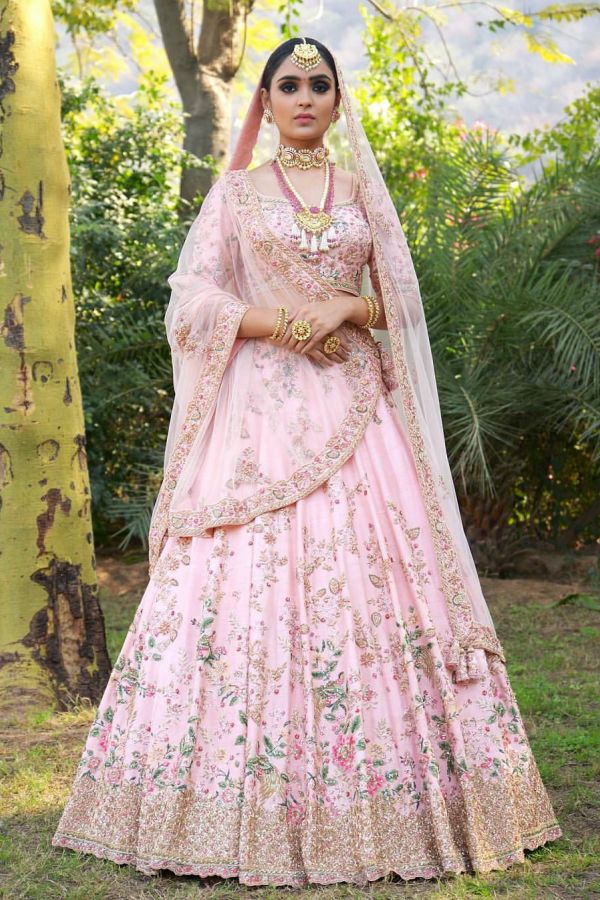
top-left (62, 14), bottom-right (600, 563)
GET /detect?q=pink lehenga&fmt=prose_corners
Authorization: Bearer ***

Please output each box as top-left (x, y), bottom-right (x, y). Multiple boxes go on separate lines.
top-left (52, 49), bottom-right (560, 887)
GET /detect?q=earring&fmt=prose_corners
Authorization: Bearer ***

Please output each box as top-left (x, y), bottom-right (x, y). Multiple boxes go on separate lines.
top-left (331, 107), bottom-right (341, 123)
top-left (263, 107), bottom-right (274, 124)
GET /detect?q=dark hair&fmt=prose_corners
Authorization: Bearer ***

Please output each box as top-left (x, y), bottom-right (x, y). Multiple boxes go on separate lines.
top-left (261, 38), bottom-right (339, 92)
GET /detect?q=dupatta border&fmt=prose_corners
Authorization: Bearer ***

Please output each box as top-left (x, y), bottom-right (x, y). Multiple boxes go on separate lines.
top-left (339, 69), bottom-right (505, 674)
top-left (167, 326), bottom-right (381, 538)
top-left (148, 299), bottom-right (250, 575)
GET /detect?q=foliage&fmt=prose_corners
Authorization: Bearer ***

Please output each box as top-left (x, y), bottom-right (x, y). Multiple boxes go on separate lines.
top-left (61, 73), bottom-right (197, 547)
top-left (277, 0), bottom-right (303, 36)
top-left (53, 0), bottom-right (136, 38)
top-left (358, 12), bottom-right (600, 553)
top-left (509, 82), bottom-right (600, 166)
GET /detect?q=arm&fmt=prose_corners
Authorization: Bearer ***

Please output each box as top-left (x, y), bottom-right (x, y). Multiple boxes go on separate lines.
top-left (364, 243), bottom-right (388, 330)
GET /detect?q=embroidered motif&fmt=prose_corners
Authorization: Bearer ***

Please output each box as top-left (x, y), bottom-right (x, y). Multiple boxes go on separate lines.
top-left (148, 299), bottom-right (250, 573)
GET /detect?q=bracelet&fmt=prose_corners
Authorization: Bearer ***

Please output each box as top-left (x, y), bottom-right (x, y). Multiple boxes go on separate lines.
top-left (270, 305), bottom-right (289, 341)
top-left (278, 306), bottom-right (290, 339)
top-left (359, 294), bottom-right (379, 329)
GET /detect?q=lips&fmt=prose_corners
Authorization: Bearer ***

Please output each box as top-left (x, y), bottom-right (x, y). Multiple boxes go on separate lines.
top-left (294, 114), bottom-right (315, 121)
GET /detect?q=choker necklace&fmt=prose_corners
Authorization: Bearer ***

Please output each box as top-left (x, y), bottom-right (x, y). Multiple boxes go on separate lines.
top-left (274, 144), bottom-right (329, 170)
top-left (271, 156), bottom-right (338, 255)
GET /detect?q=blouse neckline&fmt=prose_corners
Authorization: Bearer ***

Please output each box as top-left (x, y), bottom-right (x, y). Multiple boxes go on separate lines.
top-left (241, 168), bottom-right (359, 208)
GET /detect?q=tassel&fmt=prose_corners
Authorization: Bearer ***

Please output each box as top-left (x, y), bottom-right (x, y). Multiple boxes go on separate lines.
top-left (319, 230), bottom-right (329, 251)
top-left (310, 233), bottom-right (319, 253)
top-left (299, 229), bottom-right (309, 250)
top-left (291, 221), bottom-right (301, 237)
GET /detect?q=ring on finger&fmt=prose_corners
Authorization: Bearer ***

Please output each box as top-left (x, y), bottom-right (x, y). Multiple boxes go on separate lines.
top-left (323, 335), bottom-right (341, 355)
top-left (292, 319), bottom-right (312, 341)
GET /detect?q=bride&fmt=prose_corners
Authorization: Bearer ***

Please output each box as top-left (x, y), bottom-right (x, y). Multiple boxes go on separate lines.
top-left (52, 37), bottom-right (560, 886)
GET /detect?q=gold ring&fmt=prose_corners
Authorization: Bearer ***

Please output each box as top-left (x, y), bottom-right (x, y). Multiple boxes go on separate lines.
top-left (323, 335), bottom-right (341, 354)
top-left (292, 319), bottom-right (312, 341)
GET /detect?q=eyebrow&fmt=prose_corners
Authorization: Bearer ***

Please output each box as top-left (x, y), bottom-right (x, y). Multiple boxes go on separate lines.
top-left (276, 73), bottom-right (333, 83)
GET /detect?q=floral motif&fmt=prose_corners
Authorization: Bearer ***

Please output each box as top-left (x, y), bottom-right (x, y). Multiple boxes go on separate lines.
top-left (53, 411), bottom-right (560, 880)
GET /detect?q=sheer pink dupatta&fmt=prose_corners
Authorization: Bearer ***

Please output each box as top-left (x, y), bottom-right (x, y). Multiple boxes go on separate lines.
top-left (227, 51), bottom-right (505, 679)
top-left (149, 47), bottom-right (505, 682)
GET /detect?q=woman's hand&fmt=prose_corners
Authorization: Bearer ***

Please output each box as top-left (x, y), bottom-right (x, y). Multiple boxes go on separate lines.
top-left (279, 295), bottom-right (356, 358)
top-left (267, 324), bottom-right (349, 367)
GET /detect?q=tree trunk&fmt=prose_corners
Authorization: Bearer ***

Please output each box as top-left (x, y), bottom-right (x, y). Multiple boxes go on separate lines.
top-left (0, 0), bottom-right (111, 716)
top-left (154, 0), bottom-right (254, 209)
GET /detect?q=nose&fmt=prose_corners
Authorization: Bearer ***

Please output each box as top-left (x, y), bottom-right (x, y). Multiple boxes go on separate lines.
top-left (296, 85), bottom-right (313, 107)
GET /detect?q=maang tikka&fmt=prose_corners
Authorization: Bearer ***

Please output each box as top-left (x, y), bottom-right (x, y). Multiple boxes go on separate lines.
top-left (290, 37), bottom-right (322, 71)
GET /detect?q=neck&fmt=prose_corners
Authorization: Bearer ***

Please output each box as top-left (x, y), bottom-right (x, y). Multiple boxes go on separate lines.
top-left (277, 137), bottom-right (325, 151)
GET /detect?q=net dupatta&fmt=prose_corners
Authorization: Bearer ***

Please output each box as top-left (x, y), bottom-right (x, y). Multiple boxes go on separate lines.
top-left (149, 49), bottom-right (505, 683)
top-left (334, 55), bottom-right (504, 678)
top-left (227, 52), bottom-right (504, 679)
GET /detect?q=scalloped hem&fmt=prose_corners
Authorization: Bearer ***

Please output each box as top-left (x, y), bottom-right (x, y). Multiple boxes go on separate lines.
top-left (51, 823), bottom-right (562, 888)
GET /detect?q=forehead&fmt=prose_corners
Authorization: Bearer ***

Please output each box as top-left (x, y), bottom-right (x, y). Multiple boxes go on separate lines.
top-left (272, 56), bottom-right (335, 82)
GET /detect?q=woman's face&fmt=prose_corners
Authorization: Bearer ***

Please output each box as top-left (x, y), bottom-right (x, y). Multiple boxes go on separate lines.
top-left (261, 55), bottom-right (340, 146)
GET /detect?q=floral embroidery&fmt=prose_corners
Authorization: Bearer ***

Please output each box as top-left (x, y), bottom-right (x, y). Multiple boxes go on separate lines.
top-left (54, 462), bottom-right (560, 881)
top-left (148, 299), bottom-right (250, 573)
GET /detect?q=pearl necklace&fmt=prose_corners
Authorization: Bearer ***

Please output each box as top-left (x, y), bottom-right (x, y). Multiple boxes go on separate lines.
top-left (271, 157), bottom-right (338, 255)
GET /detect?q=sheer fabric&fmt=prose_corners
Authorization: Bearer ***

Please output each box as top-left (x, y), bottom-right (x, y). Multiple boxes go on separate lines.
top-left (148, 53), bottom-right (503, 681)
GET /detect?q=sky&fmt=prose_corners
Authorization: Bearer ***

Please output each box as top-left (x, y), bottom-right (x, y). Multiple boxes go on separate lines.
top-left (55, 0), bottom-right (600, 141)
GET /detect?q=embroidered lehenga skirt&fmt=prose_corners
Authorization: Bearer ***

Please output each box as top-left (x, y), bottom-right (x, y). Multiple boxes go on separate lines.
top-left (51, 378), bottom-right (560, 886)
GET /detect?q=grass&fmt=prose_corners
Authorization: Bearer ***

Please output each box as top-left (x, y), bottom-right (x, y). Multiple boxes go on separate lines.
top-left (1, 574), bottom-right (599, 898)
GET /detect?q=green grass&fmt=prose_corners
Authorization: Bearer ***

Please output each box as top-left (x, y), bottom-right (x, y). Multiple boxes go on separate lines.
top-left (1, 580), bottom-right (599, 898)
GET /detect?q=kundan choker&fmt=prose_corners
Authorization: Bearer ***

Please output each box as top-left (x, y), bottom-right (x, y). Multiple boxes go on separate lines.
top-left (275, 143), bottom-right (329, 170)
top-left (272, 156), bottom-right (337, 255)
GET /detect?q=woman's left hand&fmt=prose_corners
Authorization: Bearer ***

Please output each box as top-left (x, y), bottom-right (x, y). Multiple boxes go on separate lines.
top-left (279, 296), bottom-right (353, 356)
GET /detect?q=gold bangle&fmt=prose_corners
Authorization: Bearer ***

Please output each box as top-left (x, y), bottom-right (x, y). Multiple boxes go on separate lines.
top-left (270, 305), bottom-right (287, 341)
top-left (279, 306), bottom-right (290, 340)
top-left (359, 295), bottom-right (374, 328)
top-left (369, 295), bottom-right (380, 327)
top-left (360, 294), bottom-right (379, 329)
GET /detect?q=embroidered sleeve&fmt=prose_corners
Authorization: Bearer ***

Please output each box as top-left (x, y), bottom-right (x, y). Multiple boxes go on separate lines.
top-left (169, 177), bottom-right (250, 356)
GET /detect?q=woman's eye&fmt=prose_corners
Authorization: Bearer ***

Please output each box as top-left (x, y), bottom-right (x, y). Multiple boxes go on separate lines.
top-left (279, 81), bottom-right (331, 93)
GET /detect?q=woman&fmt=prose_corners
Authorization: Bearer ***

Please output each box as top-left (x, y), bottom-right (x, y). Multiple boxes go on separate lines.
top-left (52, 38), bottom-right (561, 886)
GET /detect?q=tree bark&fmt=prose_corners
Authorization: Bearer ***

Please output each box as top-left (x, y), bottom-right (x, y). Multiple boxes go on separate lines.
top-left (0, 0), bottom-right (111, 715)
top-left (154, 0), bottom-right (253, 209)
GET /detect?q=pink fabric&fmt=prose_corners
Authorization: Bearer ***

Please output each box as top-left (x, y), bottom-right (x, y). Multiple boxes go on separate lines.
top-left (52, 177), bottom-right (560, 884)
top-left (228, 81), bottom-right (264, 171)
top-left (52, 384), bottom-right (559, 882)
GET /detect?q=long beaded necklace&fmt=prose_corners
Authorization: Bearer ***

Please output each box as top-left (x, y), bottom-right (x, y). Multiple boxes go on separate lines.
top-left (271, 156), bottom-right (337, 256)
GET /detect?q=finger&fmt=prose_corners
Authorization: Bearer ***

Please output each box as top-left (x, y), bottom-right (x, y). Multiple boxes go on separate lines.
top-left (300, 331), bottom-right (325, 354)
top-left (312, 350), bottom-right (335, 367)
